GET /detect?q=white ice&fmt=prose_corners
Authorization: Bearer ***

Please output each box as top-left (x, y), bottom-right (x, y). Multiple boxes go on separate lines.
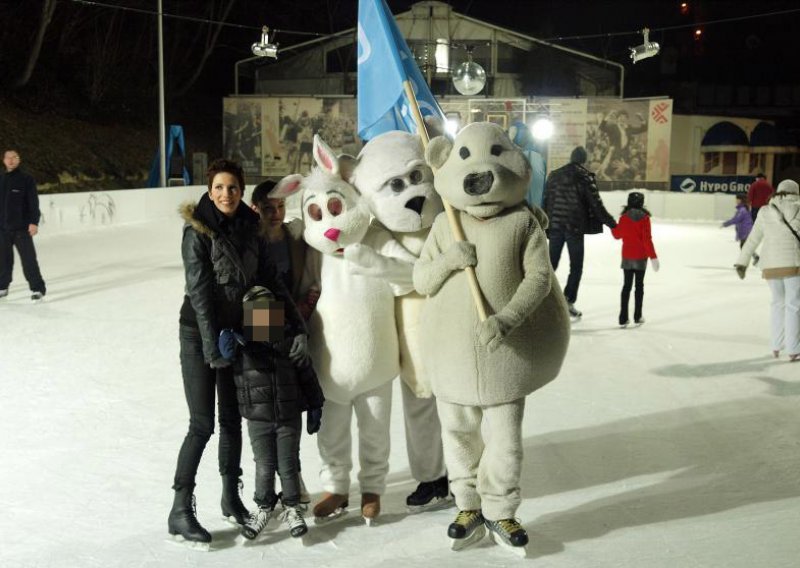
top-left (1, 217), bottom-right (799, 568)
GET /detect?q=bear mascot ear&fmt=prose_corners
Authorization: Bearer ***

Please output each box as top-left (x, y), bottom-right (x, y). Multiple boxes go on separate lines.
top-left (425, 135), bottom-right (453, 170)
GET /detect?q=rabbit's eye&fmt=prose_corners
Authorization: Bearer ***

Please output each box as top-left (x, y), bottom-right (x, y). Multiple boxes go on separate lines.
top-left (307, 203), bottom-right (322, 221)
top-left (327, 198), bottom-right (343, 216)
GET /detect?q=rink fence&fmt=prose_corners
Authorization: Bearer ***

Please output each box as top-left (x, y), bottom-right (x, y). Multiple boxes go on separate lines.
top-left (36, 186), bottom-right (739, 237)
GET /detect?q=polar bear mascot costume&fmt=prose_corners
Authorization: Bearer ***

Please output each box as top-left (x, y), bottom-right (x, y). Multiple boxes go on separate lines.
top-left (274, 135), bottom-right (411, 525)
top-left (350, 130), bottom-right (451, 511)
top-left (413, 122), bottom-right (570, 552)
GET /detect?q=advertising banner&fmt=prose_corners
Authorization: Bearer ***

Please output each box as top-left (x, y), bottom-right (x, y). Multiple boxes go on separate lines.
top-left (671, 174), bottom-right (754, 194)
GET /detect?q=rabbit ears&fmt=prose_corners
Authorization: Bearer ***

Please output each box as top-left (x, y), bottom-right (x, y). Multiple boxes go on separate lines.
top-left (314, 134), bottom-right (356, 181)
top-left (272, 135), bottom-right (356, 197)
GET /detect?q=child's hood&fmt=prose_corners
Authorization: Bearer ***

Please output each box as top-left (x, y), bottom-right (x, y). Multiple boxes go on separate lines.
top-left (625, 208), bottom-right (648, 222)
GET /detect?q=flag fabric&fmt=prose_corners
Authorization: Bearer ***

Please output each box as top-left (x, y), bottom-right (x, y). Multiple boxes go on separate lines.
top-left (357, 0), bottom-right (446, 141)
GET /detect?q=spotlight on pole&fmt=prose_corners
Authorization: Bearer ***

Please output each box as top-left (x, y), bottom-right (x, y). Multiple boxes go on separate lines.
top-left (629, 28), bottom-right (660, 64)
top-left (252, 26), bottom-right (278, 58)
top-left (530, 117), bottom-right (554, 141)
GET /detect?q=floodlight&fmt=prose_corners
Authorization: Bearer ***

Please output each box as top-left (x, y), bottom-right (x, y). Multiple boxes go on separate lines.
top-left (531, 117), bottom-right (554, 140)
top-left (629, 28), bottom-right (660, 64)
top-left (252, 26), bottom-right (278, 58)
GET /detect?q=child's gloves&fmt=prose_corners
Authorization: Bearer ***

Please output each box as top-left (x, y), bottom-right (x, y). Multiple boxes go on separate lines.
top-left (307, 407), bottom-right (322, 435)
top-left (218, 329), bottom-right (239, 360)
top-left (734, 264), bottom-right (746, 280)
top-left (650, 258), bottom-right (660, 272)
top-left (290, 334), bottom-right (309, 366)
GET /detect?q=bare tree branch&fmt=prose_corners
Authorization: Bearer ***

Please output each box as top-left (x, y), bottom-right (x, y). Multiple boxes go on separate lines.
top-left (15, 0), bottom-right (58, 88)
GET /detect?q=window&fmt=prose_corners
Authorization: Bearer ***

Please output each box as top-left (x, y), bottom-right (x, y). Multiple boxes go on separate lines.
top-left (722, 152), bottom-right (737, 174)
top-left (497, 42), bottom-right (528, 74)
top-left (435, 39), bottom-right (449, 73)
top-left (703, 152), bottom-right (719, 173)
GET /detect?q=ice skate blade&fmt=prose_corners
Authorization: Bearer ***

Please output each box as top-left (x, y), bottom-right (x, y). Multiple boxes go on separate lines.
top-left (490, 531), bottom-right (528, 557)
top-left (313, 507), bottom-right (348, 524)
top-left (407, 495), bottom-right (454, 514)
top-left (363, 516), bottom-right (377, 526)
top-left (167, 534), bottom-right (211, 551)
top-left (450, 524), bottom-right (486, 551)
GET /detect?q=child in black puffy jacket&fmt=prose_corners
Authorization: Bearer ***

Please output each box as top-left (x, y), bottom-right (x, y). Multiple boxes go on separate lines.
top-left (219, 285), bottom-right (324, 540)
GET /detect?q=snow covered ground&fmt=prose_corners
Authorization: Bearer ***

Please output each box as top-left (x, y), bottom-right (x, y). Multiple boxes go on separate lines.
top-left (1, 217), bottom-right (798, 568)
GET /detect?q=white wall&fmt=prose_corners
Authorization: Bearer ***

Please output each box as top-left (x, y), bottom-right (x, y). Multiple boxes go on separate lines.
top-left (36, 186), bottom-right (737, 239)
top-left (601, 189), bottom-right (739, 222)
top-left (37, 186), bottom-right (209, 236)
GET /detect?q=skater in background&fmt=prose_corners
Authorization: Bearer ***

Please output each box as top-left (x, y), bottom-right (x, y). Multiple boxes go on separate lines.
top-left (735, 179), bottom-right (800, 361)
top-left (218, 286), bottom-right (325, 540)
top-left (721, 193), bottom-right (758, 265)
top-left (611, 192), bottom-right (659, 327)
top-left (169, 159), bottom-right (309, 548)
top-left (747, 173), bottom-right (774, 223)
top-left (0, 148), bottom-right (46, 301)
top-left (543, 146), bottom-right (617, 319)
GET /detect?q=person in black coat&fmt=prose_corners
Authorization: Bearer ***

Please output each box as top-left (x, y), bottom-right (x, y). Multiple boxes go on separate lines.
top-left (543, 146), bottom-right (617, 318)
top-left (168, 158), bottom-right (309, 547)
top-left (0, 148), bottom-right (46, 300)
top-left (219, 285), bottom-right (325, 540)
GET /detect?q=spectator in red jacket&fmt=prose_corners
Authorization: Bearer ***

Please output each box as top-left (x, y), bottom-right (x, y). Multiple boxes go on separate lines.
top-left (747, 173), bottom-right (774, 222)
top-left (611, 192), bottom-right (659, 327)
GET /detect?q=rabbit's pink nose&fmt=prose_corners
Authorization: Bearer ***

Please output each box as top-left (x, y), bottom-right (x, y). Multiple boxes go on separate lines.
top-left (324, 228), bottom-right (341, 241)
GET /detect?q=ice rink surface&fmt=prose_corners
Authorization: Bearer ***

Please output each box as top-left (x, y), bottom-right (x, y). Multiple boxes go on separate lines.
top-left (1, 216), bottom-right (798, 568)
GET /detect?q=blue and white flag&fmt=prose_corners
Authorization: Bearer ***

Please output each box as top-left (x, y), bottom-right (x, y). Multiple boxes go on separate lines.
top-left (357, 0), bottom-right (446, 141)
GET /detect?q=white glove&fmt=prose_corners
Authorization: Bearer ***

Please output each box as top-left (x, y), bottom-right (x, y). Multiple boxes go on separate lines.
top-left (650, 258), bottom-right (660, 272)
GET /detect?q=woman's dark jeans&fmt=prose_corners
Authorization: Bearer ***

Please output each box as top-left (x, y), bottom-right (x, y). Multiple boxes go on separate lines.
top-left (172, 325), bottom-right (242, 490)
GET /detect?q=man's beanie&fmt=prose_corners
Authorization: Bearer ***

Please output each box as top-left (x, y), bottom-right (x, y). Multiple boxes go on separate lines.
top-left (627, 191), bottom-right (645, 209)
top-left (777, 179), bottom-right (799, 195)
top-left (570, 146), bottom-right (588, 165)
top-left (243, 285), bottom-right (275, 303)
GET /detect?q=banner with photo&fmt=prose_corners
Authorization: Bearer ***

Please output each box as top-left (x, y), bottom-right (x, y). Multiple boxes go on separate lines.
top-left (223, 97), bottom-right (361, 179)
top-left (535, 97), bottom-right (588, 172)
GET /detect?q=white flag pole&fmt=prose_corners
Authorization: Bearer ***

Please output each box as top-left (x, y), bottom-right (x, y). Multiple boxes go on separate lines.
top-left (402, 80), bottom-right (488, 322)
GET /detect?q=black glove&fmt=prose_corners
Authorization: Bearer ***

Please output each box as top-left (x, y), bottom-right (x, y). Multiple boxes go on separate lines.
top-left (307, 407), bottom-right (322, 435)
top-left (209, 356), bottom-right (231, 369)
top-left (289, 334), bottom-right (310, 366)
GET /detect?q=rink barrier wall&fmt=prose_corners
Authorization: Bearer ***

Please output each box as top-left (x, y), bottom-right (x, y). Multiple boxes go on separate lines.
top-left (37, 186), bottom-right (210, 236)
top-left (36, 186), bottom-right (739, 237)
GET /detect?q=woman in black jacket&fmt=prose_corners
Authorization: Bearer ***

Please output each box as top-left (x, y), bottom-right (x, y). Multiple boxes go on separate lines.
top-left (168, 159), bottom-right (308, 547)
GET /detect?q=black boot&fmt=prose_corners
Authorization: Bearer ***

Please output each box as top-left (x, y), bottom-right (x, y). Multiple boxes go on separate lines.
top-left (221, 475), bottom-right (250, 525)
top-left (168, 487), bottom-right (211, 544)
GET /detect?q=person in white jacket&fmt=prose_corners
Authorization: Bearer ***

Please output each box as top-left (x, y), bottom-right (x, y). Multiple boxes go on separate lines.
top-left (736, 179), bottom-right (800, 361)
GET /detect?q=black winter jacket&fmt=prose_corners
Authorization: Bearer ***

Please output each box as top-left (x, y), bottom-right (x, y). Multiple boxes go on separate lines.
top-left (179, 194), bottom-right (263, 363)
top-left (0, 168), bottom-right (40, 231)
top-left (543, 162), bottom-right (616, 235)
top-left (235, 339), bottom-right (325, 424)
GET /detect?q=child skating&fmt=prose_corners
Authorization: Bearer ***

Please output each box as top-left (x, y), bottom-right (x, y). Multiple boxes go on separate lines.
top-left (611, 192), bottom-right (659, 327)
top-left (721, 192), bottom-right (758, 265)
top-left (219, 286), bottom-right (325, 540)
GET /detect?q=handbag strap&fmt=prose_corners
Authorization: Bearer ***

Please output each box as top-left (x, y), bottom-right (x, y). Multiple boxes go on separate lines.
top-left (771, 203), bottom-right (800, 244)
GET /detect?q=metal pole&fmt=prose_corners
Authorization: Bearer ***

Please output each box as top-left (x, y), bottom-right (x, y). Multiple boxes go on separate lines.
top-left (157, 0), bottom-right (167, 187)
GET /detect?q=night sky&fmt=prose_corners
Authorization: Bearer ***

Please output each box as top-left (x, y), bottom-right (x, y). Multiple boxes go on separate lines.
top-left (1, 1), bottom-right (798, 118)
